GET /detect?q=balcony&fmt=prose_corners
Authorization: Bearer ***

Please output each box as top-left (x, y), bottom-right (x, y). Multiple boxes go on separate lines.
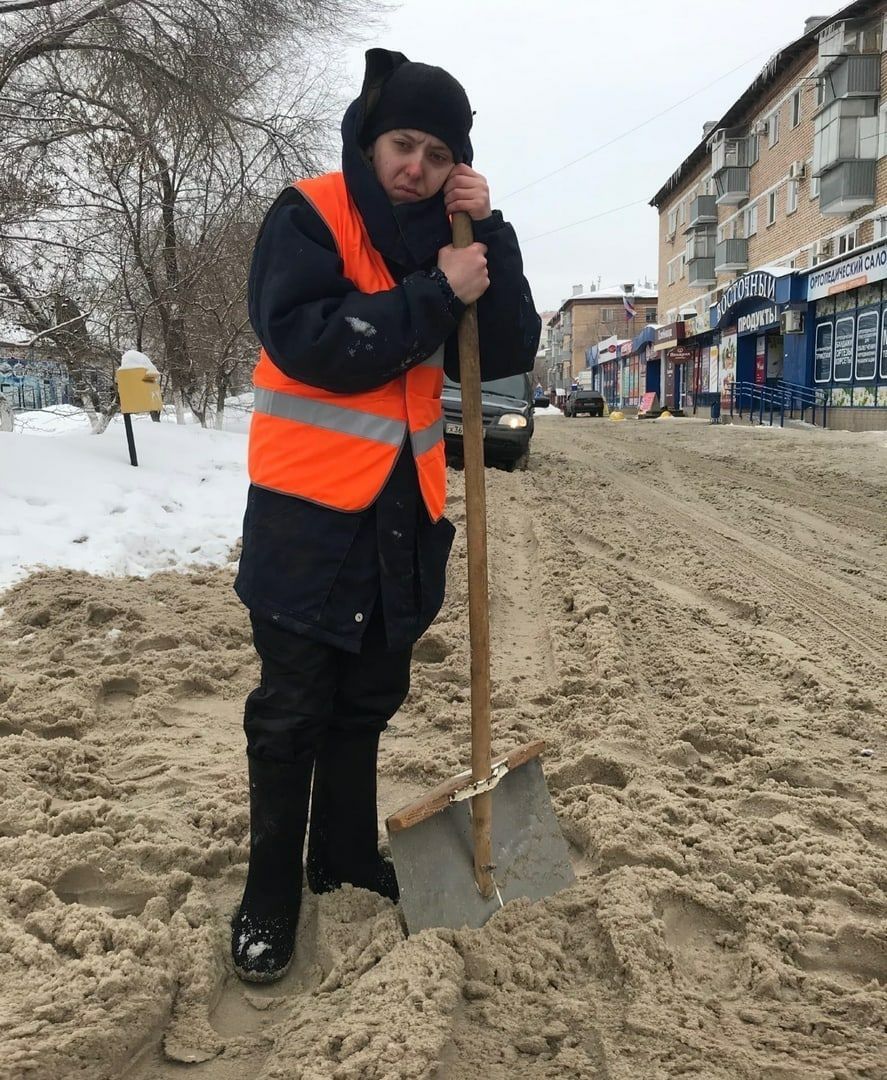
top-left (685, 195), bottom-right (718, 231)
top-left (715, 167), bottom-right (750, 205)
top-left (715, 238), bottom-right (748, 273)
top-left (688, 258), bottom-right (716, 287)
top-left (819, 54), bottom-right (880, 105)
top-left (813, 98), bottom-right (878, 177)
top-left (819, 160), bottom-right (877, 214)
top-left (817, 20), bottom-right (881, 78)
top-left (711, 134), bottom-right (754, 174)
top-left (686, 230), bottom-right (716, 262)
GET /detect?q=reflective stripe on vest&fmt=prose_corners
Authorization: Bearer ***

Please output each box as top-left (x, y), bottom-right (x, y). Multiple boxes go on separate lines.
top-left (411, 417), bottom-right (444, 457)
top-left (248, 172), bottom-right (447, 520)
top-left (254, 387), bottom-right (407, 447)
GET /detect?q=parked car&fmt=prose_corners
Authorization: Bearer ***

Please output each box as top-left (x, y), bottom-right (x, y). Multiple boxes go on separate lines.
top-left (442, 371), bottom-right (535, 471)
top-left (564, 389), bottom-right (605, 417)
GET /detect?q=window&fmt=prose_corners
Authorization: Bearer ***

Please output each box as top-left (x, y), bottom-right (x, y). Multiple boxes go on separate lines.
top-left (767, 190), bottom-right (777, 225)
top-left (678, 201), bottom-right (686, 225)
top-left (792, 91), bottom-right (802, 129)
top-left (769, 109), bottom-right (780, 147)
top-left (680, 254), bottom-right (687, 279)
top-left (667, 262), bottom-right (677, 286)
top-left (811, 173), bottom-right (820, 199)
top-left (787, 179), bottom-right (799, 215)
top-left (667, 209), bottom-right (678, 236)
top-left (745, 203), bottom-right (758, 236)
top-left (601, 308), bottom-right (616, 322)
top-left (816, 78), bottom-right (826, 108)
top-left (878, 103), bottom-right (887, 157)
top-left (877, 216), bottom-right (887, 240)
top-left (645, 308), bottom-right (657, 322)
top-left (837, 229), bottom-right (857, 255)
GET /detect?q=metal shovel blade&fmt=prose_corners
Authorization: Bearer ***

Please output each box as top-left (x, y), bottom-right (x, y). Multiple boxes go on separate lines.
top-left (387, 756), bottom-right (575, 935)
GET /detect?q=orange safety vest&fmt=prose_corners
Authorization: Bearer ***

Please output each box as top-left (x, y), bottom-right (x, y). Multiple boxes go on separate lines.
top-left (248, 172), bottom-right (446, 520)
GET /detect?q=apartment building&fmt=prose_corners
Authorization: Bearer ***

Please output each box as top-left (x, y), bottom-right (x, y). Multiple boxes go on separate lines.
top-left (545, 285), bottom-right (658, 394)
top-left (651, 1), bottom-right (887, 428)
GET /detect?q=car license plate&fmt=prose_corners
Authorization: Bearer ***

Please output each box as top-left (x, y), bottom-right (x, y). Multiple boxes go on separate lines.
top-left (445, 422), bottom-right (485, 438)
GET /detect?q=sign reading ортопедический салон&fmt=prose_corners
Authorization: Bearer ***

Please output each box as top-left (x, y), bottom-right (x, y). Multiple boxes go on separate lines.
top-left (807, 242), bottom-right (887, 302)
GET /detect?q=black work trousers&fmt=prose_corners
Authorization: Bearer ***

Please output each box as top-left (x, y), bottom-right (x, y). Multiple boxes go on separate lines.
top-left (243, 606), bottom-right (412, 763)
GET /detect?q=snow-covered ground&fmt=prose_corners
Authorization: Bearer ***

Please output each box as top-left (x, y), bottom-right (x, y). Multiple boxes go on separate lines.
top-left (2, 392), bottom-right (561, 593)
top-left (1, 409), bottom-right (248, 591)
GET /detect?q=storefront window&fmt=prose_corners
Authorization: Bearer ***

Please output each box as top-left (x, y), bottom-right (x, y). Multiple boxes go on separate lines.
top-left (814, 321), bottom-right (833, 383)
top-left (818, 297), bottom-right (837, 317)
top-left (860, 283), bottom-right (882, 308)
top-left (855, 309), bottom-right (879, 380)
top-left (880, 305), bottom-right (887, 380)
top-left (835, 290), bottom-right (856, 313)
top-left (833, 315), bottom-right (855, 382)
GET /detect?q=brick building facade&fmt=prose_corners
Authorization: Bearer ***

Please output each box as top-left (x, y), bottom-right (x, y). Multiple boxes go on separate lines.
top-left (545, 286), bottom-right (658, 393)
top-left (651, 1), bottom-right (887, 428)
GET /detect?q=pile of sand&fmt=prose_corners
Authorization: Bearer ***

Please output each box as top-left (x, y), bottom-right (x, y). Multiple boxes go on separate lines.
top-left (1, 419), bottom-right (885, 1079)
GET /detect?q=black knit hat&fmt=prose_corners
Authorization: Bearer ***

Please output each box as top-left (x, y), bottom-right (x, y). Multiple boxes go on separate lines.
top-left (360, 50), bottom-right (473, 164)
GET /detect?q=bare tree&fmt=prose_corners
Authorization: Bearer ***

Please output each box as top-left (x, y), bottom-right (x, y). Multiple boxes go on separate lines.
top-left (0, 0), bottom-right (377, 428)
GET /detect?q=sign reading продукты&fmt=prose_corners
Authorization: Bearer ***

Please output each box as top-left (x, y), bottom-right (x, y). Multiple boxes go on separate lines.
top-left (736, 305), bottom-right (779, 336)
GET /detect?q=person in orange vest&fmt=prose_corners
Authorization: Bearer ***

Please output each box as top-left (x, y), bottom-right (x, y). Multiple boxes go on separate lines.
top-left (232, 48), bottom-right (540, 981)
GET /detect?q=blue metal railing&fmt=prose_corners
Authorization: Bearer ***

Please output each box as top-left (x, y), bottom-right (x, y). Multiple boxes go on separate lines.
top-left (729, 381), bottom-right (829, 428)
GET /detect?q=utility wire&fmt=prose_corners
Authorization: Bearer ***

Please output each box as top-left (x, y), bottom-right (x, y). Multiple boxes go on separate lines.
top-left (522, 199), bottom-right (650, 243)
top-left (500, 49), bottom-right (773, 203)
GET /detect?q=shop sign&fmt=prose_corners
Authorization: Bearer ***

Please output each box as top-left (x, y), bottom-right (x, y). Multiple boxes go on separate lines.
top-left (714, 272), bottom-right (777, 327)
top-left (656, 323), bottom-right (685, 345)
top-left (620, 342), bottom-right (632, 358)
top-left (737, 305), bottom-right (779, 336)
top-left (807, 242), bottom-right (887, 302)
top-left (669, 346), bottom-right (694, 362)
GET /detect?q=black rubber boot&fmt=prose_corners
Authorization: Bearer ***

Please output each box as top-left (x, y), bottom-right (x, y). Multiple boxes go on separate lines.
top-left (231, 753), bottom-right (313, 982)
top-left (306, 729), bottom-right (399, 902)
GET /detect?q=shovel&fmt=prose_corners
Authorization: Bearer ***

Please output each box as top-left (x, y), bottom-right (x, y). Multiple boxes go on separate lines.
top-left (385, 211), bottom-right (574, 934)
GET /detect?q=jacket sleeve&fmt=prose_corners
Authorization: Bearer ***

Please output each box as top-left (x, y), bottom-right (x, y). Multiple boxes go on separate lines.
top-left (248, 187), bottom-right (460, 394)
top-left (443, 210), bottom-right (542, 383)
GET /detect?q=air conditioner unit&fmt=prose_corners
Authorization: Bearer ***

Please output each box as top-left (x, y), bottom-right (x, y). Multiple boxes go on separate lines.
top-left (812, 238), bottom-right (834, 263)
top-left (781, 310), bottom-right (805, 334)
top-left (788, 161), bottom-right (807, 180)
top-left (751, 119), bottom-right (769, 136)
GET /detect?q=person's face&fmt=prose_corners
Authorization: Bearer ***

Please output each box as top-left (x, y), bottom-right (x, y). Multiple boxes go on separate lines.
top-left (369, 129), bottom-right (455, 204)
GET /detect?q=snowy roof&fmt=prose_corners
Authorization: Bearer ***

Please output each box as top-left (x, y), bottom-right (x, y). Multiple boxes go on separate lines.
top-left (557, 285), bottom-right (658, 309)
top-left (650, 1), bottom-right (865, 207)
top-left (0, 319), bottom-right (32, 346)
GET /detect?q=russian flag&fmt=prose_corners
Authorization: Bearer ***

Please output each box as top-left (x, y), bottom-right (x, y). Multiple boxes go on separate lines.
top-left (623, 293), bottom-right (637, 321)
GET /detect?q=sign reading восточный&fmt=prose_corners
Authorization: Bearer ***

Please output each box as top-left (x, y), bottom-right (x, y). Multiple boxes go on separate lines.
top-left (714, 272), bottom-right (777, 327)
top-left (807, 242), bottom-right (887, 302)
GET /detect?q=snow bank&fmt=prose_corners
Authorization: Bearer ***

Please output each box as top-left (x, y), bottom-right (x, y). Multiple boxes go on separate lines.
top-left (0, 419), bottom-right (247, 591)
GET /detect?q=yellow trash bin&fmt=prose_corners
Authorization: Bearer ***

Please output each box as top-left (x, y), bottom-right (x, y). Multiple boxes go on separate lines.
top-left (116, 367), bottom-right (163, 415)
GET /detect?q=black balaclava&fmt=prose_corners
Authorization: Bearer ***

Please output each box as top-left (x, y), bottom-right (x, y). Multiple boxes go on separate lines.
top-left (341, 49), bottom-right (475, 273)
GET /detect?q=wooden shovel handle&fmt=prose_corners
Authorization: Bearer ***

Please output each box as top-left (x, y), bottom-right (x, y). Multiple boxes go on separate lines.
top-left (452, 211), bottom-right (494, 900)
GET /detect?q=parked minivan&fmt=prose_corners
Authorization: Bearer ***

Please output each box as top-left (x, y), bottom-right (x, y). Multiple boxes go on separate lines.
top-left (441, 371), bottom-right (539, 471)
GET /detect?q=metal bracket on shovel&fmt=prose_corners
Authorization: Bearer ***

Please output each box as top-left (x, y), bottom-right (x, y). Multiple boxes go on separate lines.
top-left (449, 758), bottom-right (510, 803)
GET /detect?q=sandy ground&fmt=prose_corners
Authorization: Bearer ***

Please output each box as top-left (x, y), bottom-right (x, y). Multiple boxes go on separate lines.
top-left (1, 416), bottom-right (886, 1080)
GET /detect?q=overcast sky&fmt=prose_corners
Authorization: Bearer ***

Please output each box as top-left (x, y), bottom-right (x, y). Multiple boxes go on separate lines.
top-left (341, 0), bottom-right (835, 312)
